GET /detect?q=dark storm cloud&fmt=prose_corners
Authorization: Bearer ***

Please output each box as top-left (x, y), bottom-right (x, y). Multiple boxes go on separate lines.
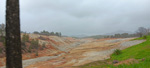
top-left (0, 0), bottom-right (150, 35)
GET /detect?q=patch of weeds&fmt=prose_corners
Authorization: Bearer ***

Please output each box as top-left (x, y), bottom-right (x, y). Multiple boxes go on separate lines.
top-left (143, 35), bottom-right (147, 39)
top-left (113, 49), bottom-right (122, 55)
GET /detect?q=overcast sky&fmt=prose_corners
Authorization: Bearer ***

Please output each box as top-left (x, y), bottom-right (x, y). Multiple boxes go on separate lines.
top-left (0, 0), bottom-right (150, 36)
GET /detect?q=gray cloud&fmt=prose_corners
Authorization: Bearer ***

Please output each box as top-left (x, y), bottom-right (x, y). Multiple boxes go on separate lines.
top-left (0, 0), bottom-right (150, 36)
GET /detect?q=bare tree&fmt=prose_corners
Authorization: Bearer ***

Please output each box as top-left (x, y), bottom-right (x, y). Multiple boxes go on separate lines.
top-left (6, 0), bottom-right (22, 68)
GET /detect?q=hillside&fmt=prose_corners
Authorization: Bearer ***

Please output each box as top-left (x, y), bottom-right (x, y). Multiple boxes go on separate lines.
top-left (24, 37), bottom-right (144, 68)
top-left (0, 33), bottom-right (83, 67)
top-left (0, 34), bottom-right (147, 68)
top-left (80, 35), bottom-right (150, 68)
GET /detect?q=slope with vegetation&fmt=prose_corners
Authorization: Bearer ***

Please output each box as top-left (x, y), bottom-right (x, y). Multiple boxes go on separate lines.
top-left (80, 35), bottom-right (150, 68)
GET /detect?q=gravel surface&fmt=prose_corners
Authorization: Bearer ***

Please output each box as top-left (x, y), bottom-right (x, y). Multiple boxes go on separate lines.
top-left (106, 38), bottom-right (129, 43)
top-left (0, 55), bottom-right (61, 68)
top-left (119, 40), bottom-right (145, 49)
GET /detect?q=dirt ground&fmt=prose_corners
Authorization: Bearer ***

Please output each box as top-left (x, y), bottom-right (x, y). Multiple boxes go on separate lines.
top-left (25, 38), bottom-right (144, 68)
top-left (0, 37), bottom-right (144, 68)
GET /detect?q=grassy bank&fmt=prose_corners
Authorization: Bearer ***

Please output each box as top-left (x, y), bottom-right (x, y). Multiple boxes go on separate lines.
top-left (79, 35), bottom-right (150, 68)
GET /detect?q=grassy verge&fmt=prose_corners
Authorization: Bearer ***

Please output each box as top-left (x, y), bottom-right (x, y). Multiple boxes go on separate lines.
top-left (79, 35), bottom-right (150, 68)
top-left (111, 36), bottom-right (150, 61)
top-left (132, 35), bottom-right (147, 40)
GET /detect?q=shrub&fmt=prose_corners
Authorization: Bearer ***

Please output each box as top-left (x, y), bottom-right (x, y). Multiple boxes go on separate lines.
top-left (22, 34), bottom-right (29, 43)
top-left (113, 49), bottom-right (122, 55)
top-left (42, 43), bottom-right (46, 48)
top-left (35, 51), bottom-right (38, 56)
top-left (28, 46), bottom-right (32, 53)
top-left (0, 48), bottom-right (2, 53)
top-left (143, 35), bottom-right (147, 39)
top-left (31, 39), bottom-right (39, 49)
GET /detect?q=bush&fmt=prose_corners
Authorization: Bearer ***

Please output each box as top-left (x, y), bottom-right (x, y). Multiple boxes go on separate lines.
top-left (30, 39), bottom-right (39, 49)
top-left (143, 35), bottom-right (147, 39)
top-left (22, 34), bottom-right (29, 43)
top-left (113, 49), bottom-right (122, 55)
top-left (0, 48), bottom-right (2, 53)
top-left (35, 51), bottom-right (38, 56)
top-left (28, 46), bottom-right (32, 53)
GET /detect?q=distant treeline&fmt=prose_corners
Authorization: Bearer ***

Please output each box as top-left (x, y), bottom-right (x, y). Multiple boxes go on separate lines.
top-left (105, 33), bottom-right (138, 38)
top-left (86, 33), bottom-right (145, 39)
top-left (86, 27), bottom-right (150, 39)
top-left (84, 33), bottom-right (137, 39)
top-left (33, 30), bottom-right (62, 37)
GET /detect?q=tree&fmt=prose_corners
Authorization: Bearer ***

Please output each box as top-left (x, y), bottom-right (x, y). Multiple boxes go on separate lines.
top-left (0, 23), bottom-right (5, 37)
top-left (136, 27), bottom-right (147, 37)
top-left (6, 0), bottom-right (22, 68)
top-left (33, 31), bottom-right (39, 34)
top-left (55, 32), bottom-right (59, 36)
top-left (50, 32), bottom-right (55, 35)
top-left (114, 34), bottom-right (121, 38)
top-left (40, 30), bottom-right (50, 35)
top-left (121, 33), bottom-right (129, 38)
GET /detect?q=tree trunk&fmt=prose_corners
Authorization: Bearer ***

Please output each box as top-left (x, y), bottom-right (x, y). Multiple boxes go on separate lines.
top-left (6, 0), bottom-right (22, 68)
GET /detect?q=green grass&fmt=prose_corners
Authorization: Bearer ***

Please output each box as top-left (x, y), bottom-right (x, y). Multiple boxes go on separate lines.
top-left (79, 35), bottom-right (150, 68)
top-left (79, 60), bottom-right (110, 68)
top-left (132, 36), bottom-right (147, 40)
top-left (108, 57), bottom-right (150, 68)
top-left (111, 35), bottom-right (150, 61)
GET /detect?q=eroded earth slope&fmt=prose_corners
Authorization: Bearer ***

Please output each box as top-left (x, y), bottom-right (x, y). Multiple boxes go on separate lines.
top-left (0, 34), bottom-right (145, 68)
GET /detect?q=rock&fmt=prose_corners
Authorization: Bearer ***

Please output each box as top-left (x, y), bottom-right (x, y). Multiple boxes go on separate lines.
top-left (142, 58), bottom-right (145, 61)
top-left (113, 60), bottom-right (119, 64)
